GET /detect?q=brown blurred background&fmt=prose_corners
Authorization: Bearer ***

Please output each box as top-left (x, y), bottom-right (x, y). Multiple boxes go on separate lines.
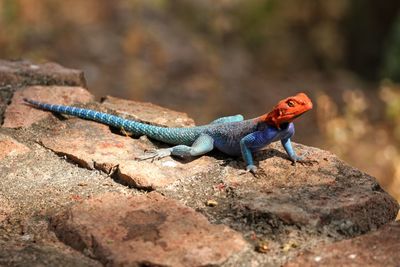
top-left (2, 0), bottom-right (400, 203)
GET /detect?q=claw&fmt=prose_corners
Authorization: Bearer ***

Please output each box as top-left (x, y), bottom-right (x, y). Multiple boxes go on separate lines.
top-left (289, 151), bottom-right (318, 166)
top-left (238, 165), bottom-right (266, 178)
top-left (291, 157), bottom-right (318, 166)
top-left (238, 169), bottom-right (249, 176)
top-left (238, 165), bottom-right (257, 175)
top-left (135, 148), bottom-right (172, 161)
top-left (297, 159), bottom-right (318, 166)
top-left (120, 127), bottom-right (133, 137)
top-left (247, 165), bottom-right (258, 174)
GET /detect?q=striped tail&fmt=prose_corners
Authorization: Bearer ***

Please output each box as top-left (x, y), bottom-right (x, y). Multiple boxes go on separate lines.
top-left (23, 99), bottom-right (200, 145)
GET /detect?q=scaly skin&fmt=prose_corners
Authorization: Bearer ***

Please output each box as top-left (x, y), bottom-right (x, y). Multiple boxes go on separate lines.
top-left (24, 93), bottom-right (313, 173)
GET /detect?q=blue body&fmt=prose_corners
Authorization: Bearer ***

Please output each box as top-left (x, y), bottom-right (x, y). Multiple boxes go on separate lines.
top-left (24, 99), bottom-right (300, 171)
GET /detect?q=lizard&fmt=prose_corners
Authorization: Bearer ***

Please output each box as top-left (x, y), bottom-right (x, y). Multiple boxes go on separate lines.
top-left (23, 92), bottom-right (314, 173)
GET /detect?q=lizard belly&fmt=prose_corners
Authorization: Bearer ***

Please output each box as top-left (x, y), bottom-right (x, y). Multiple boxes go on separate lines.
top-left (213, 139), bottom-right (242, 156)
top-left (208, 121), bottom-right (257, 156)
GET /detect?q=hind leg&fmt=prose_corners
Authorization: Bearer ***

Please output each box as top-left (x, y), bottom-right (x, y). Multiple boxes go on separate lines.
top-left (136, 134), bottom-right (214, 161)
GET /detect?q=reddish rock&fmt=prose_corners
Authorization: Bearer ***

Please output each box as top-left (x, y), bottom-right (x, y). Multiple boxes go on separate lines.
top-left (40, 119), bottom-right (214, 189)
top-left (26, 92), bottom-right (399, 232)
top-left (51, 192), bottom-right (248, 267)
top-left (2, 85), bottom-right (94, 128)
top-left (220, 142), bottom-right (399, 236)
top-left (0, 134), bottom-right (30, 160)
top-left (0, 93), bottom-right (398, 266)
top-left (102, 96), bottom-right (195, 127)
top-left (0, 59), bottom-right (86, 88)
top-left (285, 221), bottom-right (400, 267)
top-left (0, 60), bottom-right (87, 125)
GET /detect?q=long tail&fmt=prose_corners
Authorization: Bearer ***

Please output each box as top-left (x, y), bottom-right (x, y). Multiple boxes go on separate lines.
top-left (23, 99), bottom-right (199, 145)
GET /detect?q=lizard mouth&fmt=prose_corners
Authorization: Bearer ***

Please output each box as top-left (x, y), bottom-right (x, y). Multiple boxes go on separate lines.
top-left (281, 109), bottom-right (310, 121)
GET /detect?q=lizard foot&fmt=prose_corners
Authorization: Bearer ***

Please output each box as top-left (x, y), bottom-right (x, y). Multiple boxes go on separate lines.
top-left (290, 152), bottom-right (318, 166)
top-left (297, 159), bottom-right (318, 166)
top-left (135, 148), bottom-right (172, 162)
top-left (239, 165), bottom-right (267, 178)
top-left (120, 127), bottom-right (133, 137)
top-left (292, 158), bottom-right (318, 166)
top-left (238, 164), bottom-right (257, 175)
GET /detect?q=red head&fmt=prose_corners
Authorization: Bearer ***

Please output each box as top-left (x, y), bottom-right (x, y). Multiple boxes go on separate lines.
top-left (257, 93), bottom-right (313, 128)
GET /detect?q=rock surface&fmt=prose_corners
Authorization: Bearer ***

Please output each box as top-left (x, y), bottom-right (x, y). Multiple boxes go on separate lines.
top-left (0, 196), bottom-right (13, 223)
top-left (0, 60), bottom-right (398, 266)
top-left (0, 241), bottom-right (101, 267)
top-left (0, 59), bottom-right (86, 88)
top-left (3, 85), bottom-right (94, 128)
top-left (0, 60), bottom-right (87, 125)
top-left (40, 119), bottom-right (215, 189)
top-left (52, 192), bottom-right (248, 267)
top-left (285, 221), bottom-right (400, 267)
top-left (0, 133), bottom-right (30, 160)
top-left (221, 147), bottom-right (398, 235)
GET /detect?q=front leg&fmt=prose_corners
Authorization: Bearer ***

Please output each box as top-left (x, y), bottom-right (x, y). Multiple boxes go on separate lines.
top-left (281, 137), bottom-right (299, 162)
top-left (239, 131), bottom-right (271, 173)
top-left (281, 137), bottom-right (315, 165)
top-left (240, 138), bottom-right (257, 173)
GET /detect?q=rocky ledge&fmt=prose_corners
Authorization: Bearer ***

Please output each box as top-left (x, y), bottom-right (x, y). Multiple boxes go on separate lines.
top-left (0, 60), bottom-right (398, 266)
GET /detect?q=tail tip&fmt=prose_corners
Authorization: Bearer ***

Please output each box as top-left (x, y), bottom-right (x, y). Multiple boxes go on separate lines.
top-left (22, 98), bottom-right (35, 105)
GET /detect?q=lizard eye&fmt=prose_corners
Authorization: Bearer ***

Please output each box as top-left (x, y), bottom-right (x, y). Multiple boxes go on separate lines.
top-left (287, 100), bottom-right (295, 107)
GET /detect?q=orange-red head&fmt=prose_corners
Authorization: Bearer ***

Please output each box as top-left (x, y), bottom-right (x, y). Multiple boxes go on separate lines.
top-left (257, 93), bottom-right (313, 128)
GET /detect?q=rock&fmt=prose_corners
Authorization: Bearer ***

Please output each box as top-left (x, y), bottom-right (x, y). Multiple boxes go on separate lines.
top-left (221, 143), bottom-right (398, 236)
top-left (51, 192), bottom-right (248, 267)
top-left (0, 86), bottom-right (13, 126)
top-left (39, 97), bottom-right (215, 189)
top-left (13, 86), bottom-right (397, 232)
top-left (0, 134), bottom-right (30, 160)
top-left (0, 196), bottom-right (13, 223)
top-left (1, 82), bottom-right (397, 266)
top-left (0, 241), bottom-right (100, 267)
top-left (285, 221), bottom-right (400, 267)
top-left (40, 119), bottom-right (214, 189)
top-left (0, 59), bottom-right (86, 88)
top-left (102, 95), bottom-right (195, 127)
top-left (0, 59), bottom-right (87, 125)
top-left (2, 85), bottom-right (94, 128)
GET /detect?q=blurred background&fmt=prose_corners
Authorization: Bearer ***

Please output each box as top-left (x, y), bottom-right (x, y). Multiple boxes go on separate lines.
top-left (1, 0), bottom-right (400, 204)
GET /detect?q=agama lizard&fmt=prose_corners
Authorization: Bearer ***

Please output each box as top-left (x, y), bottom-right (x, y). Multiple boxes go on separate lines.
top-left (24, 93), bottom-right (313, 173)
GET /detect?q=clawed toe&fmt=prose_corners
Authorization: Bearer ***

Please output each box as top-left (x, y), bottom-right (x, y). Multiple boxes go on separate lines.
top-left (292, 159), bottom-right (318, 166)
top-left (238, 169), bottom-right (249, 175)
top-left (135, 148), bottom-right (172, 162)
top-left (238, 165), bottom-right (266, 178)
top-left (305, 159), bottom-right (318, 166)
